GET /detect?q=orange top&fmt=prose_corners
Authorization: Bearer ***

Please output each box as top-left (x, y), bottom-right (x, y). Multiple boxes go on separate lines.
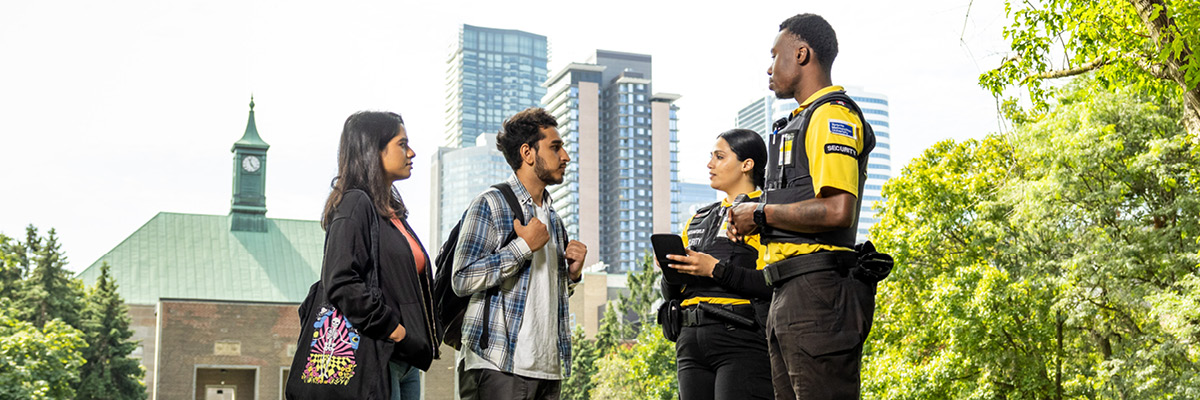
top-left (391, 217), bottom-right (426, 275)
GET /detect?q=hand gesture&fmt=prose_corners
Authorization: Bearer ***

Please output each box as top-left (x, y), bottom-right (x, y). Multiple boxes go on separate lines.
top-left (727, 203), bottom-right (759, 242)
top-left (565, 240), bottom-right (588, 281)
top-left (514, 217), bottom-right (550, 252)
top-left (666, 248), bottom-right (719, 278)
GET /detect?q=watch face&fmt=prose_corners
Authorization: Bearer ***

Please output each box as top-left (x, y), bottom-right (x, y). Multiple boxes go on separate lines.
top-left (242, 155), bottom-right (261, 173)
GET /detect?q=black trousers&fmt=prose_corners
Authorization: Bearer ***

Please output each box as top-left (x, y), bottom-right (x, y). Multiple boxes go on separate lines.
top-left (676, 320), bottom-right (774, 400)
top-left (766, 268), bottom-right (875, 400)
top-left (458, 363), bottom-right (561, 400)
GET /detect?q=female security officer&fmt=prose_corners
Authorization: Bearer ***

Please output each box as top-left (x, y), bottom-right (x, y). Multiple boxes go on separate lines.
top-left (662, 128), bottom-right (772, 400)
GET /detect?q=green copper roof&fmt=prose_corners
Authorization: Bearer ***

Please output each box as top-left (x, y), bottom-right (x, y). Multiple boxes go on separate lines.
top-left (76, 212), bottom-right (323, 305)
top-left (233, 96), bottom-right (269, 150)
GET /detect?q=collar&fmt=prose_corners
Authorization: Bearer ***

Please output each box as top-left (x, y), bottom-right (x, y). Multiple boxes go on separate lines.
top-left (790, 85), bottom-right (845, 117)
top-left (505, 174), bottom-right (551, 208)
top-left (721, 189), bottom-right (763, 207)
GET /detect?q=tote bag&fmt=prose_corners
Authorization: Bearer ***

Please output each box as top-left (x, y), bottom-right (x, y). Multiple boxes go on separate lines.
top-left (286, 190), bottom-right (394, 399)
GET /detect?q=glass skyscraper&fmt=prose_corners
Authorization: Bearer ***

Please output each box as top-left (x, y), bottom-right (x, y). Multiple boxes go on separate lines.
top-left (734, 87), bottom-right (891, 241)
top-left (543, 50), bottom-right (681, 273)
top-left (443, 25), bottom-right (549, 148)
top-left (432, 25), bottom-right (549, 243)
top-left (675, 182), bottom-right (721, 229)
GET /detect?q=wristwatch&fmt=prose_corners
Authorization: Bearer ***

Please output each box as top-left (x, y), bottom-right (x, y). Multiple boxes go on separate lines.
top-left (753, 202), bottom-right (767, 228)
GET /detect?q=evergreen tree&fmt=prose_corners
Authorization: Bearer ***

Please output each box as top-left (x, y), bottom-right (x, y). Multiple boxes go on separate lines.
top-left (563, 326), bottom-right (598, 400)
top-left (76, 263), bottom-right (145, 400)
top-left (0, 235), bottom-right (22, 300)
top-left (615, 254), bottom-right (662, 337)
top-left (18, 228), bottom-right (84, 329)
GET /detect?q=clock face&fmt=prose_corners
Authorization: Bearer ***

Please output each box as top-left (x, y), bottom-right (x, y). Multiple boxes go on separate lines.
top-left (242, 155), bottom-right (261, 173)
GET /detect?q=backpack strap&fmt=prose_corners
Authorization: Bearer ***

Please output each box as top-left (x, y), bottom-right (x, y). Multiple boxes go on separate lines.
top-left (475, 183), bottom-right (529, 349)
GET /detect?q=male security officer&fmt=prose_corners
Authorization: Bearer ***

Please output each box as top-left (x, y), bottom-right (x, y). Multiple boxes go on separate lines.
top-left (727, 13), bottom-right (877, 399)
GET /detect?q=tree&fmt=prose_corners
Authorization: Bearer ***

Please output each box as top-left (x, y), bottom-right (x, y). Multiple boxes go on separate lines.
top-left (17, 228), bottom-right (85, 329)
top-left (566, 255), bottom-right (674, 399)
top-left (0, 302), bottom-right (87, 400)
top-left (615, 254), bottom-right (662, 337)
top-left (863, 82), bottom-right (1200, 399)
top-left (980, 0), bottom-right (1200, 133)
top-left (76, 263), bottom-right (146, 400)
top-left (0, 235), bottom-right (21, 300)
top-left (588, 327), bottom-right (677, 400)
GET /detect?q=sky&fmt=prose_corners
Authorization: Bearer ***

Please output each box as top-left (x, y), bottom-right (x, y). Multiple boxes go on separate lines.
top-left (0, 0), bottom-right (1013, 274)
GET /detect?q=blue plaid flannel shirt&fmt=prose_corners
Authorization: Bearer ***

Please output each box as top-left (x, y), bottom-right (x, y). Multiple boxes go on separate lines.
top-left (451, 175), bottom-right (576, 376)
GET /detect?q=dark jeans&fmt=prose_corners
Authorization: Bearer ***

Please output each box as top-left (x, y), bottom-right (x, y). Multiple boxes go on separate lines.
top-left (676, 320), bottom-right (773, 400)
top-left (766, 268), bottom-right (875, 400)
top-left (458, 363), bottom-right (561, 400)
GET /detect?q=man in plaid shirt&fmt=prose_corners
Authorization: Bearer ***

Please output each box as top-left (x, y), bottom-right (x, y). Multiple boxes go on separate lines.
top-left (451, 107), bottom-right (588, 400)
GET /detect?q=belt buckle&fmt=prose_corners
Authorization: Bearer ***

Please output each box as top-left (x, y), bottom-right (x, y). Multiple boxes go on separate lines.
top-left (763, 265), bottom-right (778, 286)
top-left (683, 307), bottom-right (700, 326)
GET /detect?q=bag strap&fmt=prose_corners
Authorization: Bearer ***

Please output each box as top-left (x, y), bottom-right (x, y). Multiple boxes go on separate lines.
top-left (345, 188), bottom-right (382, 289)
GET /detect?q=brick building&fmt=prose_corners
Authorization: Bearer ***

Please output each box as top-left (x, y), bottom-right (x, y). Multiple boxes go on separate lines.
top-left (73, 100), bottom-right (469, 399)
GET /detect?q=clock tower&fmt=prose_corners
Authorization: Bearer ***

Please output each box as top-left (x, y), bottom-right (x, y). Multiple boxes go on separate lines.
top-left (230, 97), bottom-right (270, 232)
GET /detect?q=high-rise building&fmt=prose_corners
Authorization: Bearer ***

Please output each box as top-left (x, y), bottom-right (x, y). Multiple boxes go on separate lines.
top-left (429, 133), bottom-right (513, 245)
top-left (443, 24), bottom-right (549, 148)
top-left (734, 87), bottom-right (891, 241)
top-left (543, 50), bottom-right (681, 273)
top-left (675, 182), bottom-right (721, 229)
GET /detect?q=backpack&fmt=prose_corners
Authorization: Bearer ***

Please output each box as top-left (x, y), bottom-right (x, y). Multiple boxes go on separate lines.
top-left (432, 183), bottom-right (527, 351)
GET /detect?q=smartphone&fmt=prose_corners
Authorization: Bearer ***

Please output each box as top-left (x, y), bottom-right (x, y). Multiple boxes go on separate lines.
top-left (651, 234), bottom-right (697, 285)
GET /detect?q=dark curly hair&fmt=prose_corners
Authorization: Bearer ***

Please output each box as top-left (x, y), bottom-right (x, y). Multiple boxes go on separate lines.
top-left (496, 107), bottom-right (559, 171)
top-left (780, 13), bottom-right (839, 71)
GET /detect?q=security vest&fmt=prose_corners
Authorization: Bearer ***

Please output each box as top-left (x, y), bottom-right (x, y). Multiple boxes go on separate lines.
top-left (761, 90), bottom-right (876, 249)
top-left (679, 197), bottom-right (764, 303)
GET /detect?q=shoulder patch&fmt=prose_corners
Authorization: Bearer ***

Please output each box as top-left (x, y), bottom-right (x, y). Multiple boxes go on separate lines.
top-left (825, 143), bottom-right (859, 158)
top-left (828, 119), bottom-right (856, 138)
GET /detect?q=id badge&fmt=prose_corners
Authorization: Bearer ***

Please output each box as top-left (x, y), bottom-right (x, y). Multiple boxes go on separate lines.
top-left (781, 132), bottom-right (795, 166)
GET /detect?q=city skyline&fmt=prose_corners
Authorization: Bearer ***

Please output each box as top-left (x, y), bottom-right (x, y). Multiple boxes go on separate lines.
top-left (0, 0), bottom-right (1011, 273)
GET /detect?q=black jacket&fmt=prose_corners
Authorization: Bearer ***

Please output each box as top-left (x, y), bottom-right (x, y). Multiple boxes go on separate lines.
top-left (322, 190), bottom-right (438, 370)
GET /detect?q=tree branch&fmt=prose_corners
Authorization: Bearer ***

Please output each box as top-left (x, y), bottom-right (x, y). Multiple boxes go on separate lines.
top-left (1026, 57), bottom-right (1108, 82)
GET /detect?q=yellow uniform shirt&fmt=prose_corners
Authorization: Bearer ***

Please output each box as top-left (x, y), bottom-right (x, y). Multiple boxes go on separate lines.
top-left (764, 85), bottom-right (863, 263)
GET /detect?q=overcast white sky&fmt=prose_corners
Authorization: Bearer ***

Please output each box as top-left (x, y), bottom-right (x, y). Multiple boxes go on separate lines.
top-left (0, 0), bottom-right (1011, 274)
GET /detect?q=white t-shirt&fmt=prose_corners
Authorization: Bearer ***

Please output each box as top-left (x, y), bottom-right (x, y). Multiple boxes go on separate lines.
top-left (461, 201), bottom-right (561, 379)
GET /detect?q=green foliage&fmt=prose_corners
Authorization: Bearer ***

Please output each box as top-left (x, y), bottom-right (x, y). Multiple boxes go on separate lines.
top-left (0, 235), bottom-right (21, 300)
top-left (563, 326), bottom-right (599, 400)
top-left (864, 83), bottom-right (1200, 399)
top-left (0, 225), bottom-right (147, 399)
top-left (567, 255), bottom-right (678, 399)
top-left (16, 227), bottom-right (85, 329)
top-left (980, 0), bottom-right (1200, 130)
top-left (76, 263), bottom-right (146, 400)
top-left (0, 304), bottom-right (87, 400)
top-left (588, 326), bottom-right (677, 400)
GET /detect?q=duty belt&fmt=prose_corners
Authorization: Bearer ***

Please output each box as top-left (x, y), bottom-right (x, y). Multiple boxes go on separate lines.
top-left (762, 251), bottom-right (856, 286)
top-left (680, 303), bottom-right (757, 328)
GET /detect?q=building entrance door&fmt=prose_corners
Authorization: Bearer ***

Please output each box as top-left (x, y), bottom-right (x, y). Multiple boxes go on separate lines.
top-left (204, 386), bottom-right (235, 400)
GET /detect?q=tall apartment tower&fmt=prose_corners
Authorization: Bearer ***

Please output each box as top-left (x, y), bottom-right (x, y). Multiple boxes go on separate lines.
top-left (443, 25), bottom-right (549, 148)
top-left (543, 50), bottom-right (681, 274)
top-left (733, 87), bottom-right (891, 241)
top-left (433, 25), bottom-right (550, 243)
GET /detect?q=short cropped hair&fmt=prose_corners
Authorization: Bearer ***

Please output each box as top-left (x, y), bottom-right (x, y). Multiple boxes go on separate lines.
top-left (496, 107), bottom-right (559, 170)
top-left (779, 13), bottom-right (839, 71)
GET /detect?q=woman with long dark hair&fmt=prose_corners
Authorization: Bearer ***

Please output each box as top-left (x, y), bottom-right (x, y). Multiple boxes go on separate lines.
top-left (321, 111), bottom-right (437, 399)
top-left (662, 128), bottom-right (773, 400)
